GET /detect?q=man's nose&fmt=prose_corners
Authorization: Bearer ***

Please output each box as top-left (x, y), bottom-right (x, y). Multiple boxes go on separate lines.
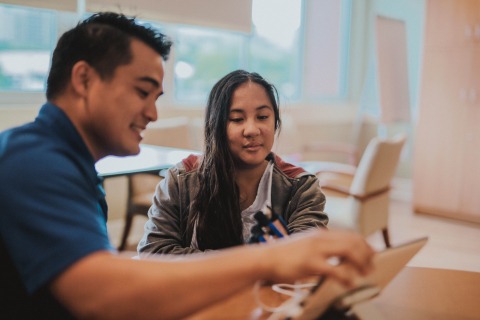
top-left (145, 100), bottom-right (158, 122)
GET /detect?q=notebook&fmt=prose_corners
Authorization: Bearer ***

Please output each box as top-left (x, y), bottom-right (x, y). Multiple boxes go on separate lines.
top-left (270, 237), bottom-right (428, 320)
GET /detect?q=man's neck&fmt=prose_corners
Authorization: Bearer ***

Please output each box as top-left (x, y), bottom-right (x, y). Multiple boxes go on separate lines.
top-left (50, 96), bottom-right (102, 162)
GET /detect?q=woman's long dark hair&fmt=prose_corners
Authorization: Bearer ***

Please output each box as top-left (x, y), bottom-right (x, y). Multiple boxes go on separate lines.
top-left (187, 70), bottom-right (281, 250)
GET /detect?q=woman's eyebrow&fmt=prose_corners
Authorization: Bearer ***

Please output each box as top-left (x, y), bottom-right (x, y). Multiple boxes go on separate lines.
top-left (230, 105), bottom-right (272, 113)
top-left (229, 108), bottom-right (245, 114)
top-left (256, 105), bottom-right (273, 111)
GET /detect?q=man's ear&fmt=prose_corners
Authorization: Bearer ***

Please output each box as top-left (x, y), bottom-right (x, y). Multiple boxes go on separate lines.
top-left (70, 61), bottom-right (94, 96)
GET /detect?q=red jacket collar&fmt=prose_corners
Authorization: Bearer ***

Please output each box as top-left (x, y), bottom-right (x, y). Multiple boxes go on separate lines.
top-left (182, 153), bottom-right (306, 178)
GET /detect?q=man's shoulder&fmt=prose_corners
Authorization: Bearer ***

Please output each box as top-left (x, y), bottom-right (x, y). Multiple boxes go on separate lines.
top-left (0, 124), bottom-right (89, 188)
top-left (0, 124), bottom-right (49, 168)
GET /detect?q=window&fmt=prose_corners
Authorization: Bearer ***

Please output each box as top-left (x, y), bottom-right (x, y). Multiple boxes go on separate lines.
top-left (174, 0), bottom-right (304, 104)
top-left (0, 1), bottom-right (352, 105)
top-left (249, 0), bottom-right (303, 101)
top-left (173, 27), bottom-right (244, 103)
top-left (174, 0), bottom-right (351, 104)
top-left (0, 5), bottom-right (57, 92)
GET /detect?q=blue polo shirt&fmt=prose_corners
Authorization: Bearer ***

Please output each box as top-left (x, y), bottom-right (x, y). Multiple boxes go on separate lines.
top-left (0, 102), bottom-right (113, 299)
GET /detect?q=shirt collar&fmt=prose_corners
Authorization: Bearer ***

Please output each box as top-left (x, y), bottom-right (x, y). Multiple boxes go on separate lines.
top-left (36, 102), bottom-right (99, 184)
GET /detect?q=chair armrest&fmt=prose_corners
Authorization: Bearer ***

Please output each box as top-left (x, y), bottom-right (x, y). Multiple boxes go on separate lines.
top-left (315, 166), bottom-right (356, 176)
top-left (320, 183), bottom-right (352, 196)
top-left (321, 183), bottom-right (391, 201)
top-left (300, 161), bottom-right (356, 177)
top-left (317, 171), bottom-right (355, 190)
top-left (303, 141), bottom-right (360, 166)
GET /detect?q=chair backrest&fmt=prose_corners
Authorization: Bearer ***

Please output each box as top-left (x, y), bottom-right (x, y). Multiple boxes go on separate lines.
top-left (350, 133), bottom-right (407, 197)
top-left (142, 117), bottom-right (194, 150)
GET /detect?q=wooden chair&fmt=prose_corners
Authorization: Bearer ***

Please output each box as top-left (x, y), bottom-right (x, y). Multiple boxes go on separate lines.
top-left (118, 117), bottom-right (195, 251)
top-left (315, 134), bottom-right (407, 248)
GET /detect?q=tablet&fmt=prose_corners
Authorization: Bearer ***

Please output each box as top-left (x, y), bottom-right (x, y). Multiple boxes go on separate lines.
top-left (270, 237), bottom-right (428, 320)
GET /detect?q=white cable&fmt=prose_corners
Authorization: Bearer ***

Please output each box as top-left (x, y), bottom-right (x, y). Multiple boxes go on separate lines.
top-left (271, 282), bottom-right (317, 296)
top-left (252, 280), bottom-right (317, 316)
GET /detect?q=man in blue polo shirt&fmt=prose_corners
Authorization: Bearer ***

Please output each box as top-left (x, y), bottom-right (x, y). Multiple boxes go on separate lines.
top-left (0, 12), bottom-right (374, 319)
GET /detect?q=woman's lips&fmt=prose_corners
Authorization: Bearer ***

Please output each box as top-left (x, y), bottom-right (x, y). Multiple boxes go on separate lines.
top-left (244, 144), bottom-right (262, 151)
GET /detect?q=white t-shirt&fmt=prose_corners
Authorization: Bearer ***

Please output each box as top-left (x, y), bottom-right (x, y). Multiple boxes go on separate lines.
top-left (190, 161), bottom-right (274, 248)
top-left (240, 161), bottom-right (274, 242)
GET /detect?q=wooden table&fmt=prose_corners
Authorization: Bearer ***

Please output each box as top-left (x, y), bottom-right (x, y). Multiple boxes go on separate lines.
top-left (368, 267), bottom-right (480, 320)
top-left (187, 267), bottom-right (480, 320)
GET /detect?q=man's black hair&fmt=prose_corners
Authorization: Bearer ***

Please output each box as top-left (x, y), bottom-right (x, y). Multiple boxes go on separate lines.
top-left (46, 12), bottom-right (172, 100)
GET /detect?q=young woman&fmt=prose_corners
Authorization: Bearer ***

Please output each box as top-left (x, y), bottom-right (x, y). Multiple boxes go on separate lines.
top-left (138, 70), bottom-right (328, 254)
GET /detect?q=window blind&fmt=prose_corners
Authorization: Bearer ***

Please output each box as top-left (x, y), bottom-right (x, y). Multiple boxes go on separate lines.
top-left (1, 0), bottom-right (252, 32)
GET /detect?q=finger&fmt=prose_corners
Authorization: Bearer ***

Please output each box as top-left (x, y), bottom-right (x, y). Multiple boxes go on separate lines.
top-left (315, 231), bottom-right (375, 274)
top-left (312, 260), bottom-right (360, 288)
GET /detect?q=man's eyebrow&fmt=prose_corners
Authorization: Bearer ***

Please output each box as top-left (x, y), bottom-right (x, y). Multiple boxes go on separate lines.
top-left (138, 76), bottom-right (160, 88)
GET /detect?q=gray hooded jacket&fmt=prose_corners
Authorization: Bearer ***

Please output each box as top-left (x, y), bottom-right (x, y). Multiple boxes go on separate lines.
top-left (138, 153), bottom-right (328, 255)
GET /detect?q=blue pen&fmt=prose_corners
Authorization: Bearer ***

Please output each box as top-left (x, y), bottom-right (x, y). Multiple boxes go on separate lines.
top-left (265, 206), bottom-right (290, 235)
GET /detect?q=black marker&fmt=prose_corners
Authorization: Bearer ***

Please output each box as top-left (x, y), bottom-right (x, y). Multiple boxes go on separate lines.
top-left (254, 211), bottom-right (284, 238)
top-left (248, 224), bottom-right (267, 243)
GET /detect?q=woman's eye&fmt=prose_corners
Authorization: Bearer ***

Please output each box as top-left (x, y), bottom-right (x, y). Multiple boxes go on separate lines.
top-left (229, 118), bottom-right (243, 123)
top-left (258, 115), bottom-right (269, 120)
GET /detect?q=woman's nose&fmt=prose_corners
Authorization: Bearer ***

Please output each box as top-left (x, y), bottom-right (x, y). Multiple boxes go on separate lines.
top-left (243, 119), bottom-right (260, 137)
